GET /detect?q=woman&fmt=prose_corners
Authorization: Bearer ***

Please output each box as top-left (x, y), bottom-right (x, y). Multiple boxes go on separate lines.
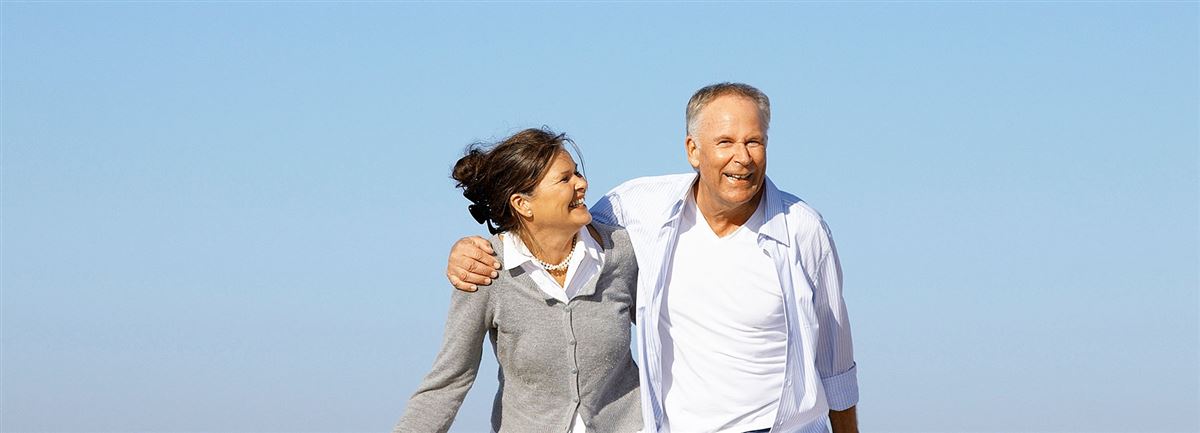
top-left (394, 128), bottom-right (641, 433)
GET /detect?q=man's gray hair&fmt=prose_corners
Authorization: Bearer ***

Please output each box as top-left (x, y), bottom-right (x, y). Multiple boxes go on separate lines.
top-left (685, 82), bottom-right (771, 135)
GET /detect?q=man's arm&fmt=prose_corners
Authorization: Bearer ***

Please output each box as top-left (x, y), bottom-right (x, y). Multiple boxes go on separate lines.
top-left (446, 236), bottom-right (499, 292)
top-left (811, 221), bottom-right (859, 431)
top-left (588, 191), bottom-right (623, 227)
top-left (829, 406), bottom-right (858, 433)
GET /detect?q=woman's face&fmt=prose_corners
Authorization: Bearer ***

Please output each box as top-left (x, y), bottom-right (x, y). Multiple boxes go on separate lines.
top-left (517, 150), bottom-right (590, 232)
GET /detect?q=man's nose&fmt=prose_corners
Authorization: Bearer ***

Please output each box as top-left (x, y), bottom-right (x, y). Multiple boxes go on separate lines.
top-left (732, 142), bottom-right (752, 164)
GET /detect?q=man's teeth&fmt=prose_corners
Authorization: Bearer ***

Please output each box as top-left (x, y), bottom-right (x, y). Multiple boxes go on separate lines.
top-left (725, 173), bottom-right (752, 180)
top-left (570, 198), bottom-right (585, 207)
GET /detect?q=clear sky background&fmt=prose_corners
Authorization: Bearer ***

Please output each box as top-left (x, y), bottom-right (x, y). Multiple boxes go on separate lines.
top-left (2, 2), bottom-right (1197, 433)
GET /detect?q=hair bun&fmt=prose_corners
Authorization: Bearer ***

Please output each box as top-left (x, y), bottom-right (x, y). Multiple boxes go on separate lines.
top-left (451, 147), bottom-right (490, 204)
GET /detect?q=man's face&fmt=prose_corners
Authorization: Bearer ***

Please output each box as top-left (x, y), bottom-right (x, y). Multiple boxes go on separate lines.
top-left (686, 95), bottom-right (768, 216)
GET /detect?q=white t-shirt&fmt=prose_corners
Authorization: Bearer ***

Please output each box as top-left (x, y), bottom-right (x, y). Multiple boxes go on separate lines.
top-left (501, 226), bottom-right (605, 433)
top-left (658, 195), bottom-right (789, 433)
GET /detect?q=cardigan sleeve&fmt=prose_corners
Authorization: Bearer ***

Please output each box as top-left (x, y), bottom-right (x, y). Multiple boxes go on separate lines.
top-left (393, 285), bottom-right (494, 433)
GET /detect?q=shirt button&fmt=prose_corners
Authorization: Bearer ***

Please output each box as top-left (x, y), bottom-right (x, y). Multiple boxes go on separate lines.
top-left (565, 306), bottom-right (573, 312)
top-left (570, 368), bottom-right (578, 374)
top-left (573, 397), bottom-right (580, 403)
top-left (568, 339), bottom-right (577, 345)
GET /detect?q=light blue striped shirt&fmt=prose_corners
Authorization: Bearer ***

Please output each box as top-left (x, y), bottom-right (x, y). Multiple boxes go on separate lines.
top-left (591, 174), bottom-right (858, 433)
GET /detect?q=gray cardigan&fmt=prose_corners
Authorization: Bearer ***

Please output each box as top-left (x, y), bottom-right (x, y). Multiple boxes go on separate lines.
top-left (394, 223), bottom-right (642, 433)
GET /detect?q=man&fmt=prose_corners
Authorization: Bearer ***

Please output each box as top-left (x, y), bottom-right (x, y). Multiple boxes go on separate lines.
top-left (446, 83), bottom-right (859, 433)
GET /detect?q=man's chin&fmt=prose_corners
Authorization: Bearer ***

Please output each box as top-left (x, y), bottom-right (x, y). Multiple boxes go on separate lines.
top-left (725, 188), bottom-right (764, 207)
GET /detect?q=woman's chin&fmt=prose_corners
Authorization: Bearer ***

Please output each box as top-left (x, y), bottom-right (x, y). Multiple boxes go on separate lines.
top-left (576, 212), bottom-right (592, 226)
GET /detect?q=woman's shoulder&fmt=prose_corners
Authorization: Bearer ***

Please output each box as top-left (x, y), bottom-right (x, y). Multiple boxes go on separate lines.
top-left (586, 222), bottom-right (630, 247)
top-left (587, 222), bottom-right (636, 269)
top-left (488, 233), bottom-right (514, 265)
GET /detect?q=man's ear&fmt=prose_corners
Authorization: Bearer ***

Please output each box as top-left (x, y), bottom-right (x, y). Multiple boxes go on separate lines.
top-left (685, 135), bottom-right (701, 170)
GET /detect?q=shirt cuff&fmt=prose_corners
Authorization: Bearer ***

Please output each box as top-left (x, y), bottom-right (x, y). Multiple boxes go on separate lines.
top-left (822, 362), bottom-right (859, 411)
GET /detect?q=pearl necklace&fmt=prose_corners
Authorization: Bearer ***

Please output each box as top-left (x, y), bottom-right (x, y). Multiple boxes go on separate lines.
top-left (533, 235), bottom-right (577, 273)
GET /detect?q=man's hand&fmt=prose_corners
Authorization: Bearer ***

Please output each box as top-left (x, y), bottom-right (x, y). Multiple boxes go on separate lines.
top-left (829, 406), bottom-right (858, 433)
top-left (446, 236), bottom-right (500, 292)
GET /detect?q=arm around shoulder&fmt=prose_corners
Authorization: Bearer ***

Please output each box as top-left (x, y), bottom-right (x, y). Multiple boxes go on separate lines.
top-left (446, 235), bottom-right (500, 292)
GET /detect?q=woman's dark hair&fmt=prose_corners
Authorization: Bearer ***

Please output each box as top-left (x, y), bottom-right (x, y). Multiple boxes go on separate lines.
top-left (451, 127), bottom-right (576, 235)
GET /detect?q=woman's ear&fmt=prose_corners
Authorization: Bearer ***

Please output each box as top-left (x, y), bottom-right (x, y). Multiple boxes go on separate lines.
top-left (510, 193), bottom-right (533, 218)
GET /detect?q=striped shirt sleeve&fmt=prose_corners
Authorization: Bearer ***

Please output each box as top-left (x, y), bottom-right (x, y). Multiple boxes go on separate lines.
top-left (590, 191), bottom-right (623, 227)
top-left (812, 221), bottom-right (859, 411)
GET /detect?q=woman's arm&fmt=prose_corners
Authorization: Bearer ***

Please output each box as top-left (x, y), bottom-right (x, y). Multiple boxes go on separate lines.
top-left (393, 286), bottom-right (494, 433)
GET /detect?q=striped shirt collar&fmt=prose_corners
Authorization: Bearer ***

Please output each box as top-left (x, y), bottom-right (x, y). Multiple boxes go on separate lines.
top-left (662, 173), bottom-right (791, 247)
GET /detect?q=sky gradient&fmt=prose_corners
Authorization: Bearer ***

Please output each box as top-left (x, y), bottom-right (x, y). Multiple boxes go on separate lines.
top-left (2, 2), bottom-right (1198, 432)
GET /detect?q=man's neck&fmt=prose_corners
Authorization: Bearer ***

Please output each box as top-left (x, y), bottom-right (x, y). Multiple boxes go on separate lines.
top-left (692, 185), bottom-right (763, 238)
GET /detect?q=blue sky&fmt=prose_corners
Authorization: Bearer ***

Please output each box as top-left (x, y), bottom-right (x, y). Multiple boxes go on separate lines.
top-left (2, 2), bottom-right (1197, 432)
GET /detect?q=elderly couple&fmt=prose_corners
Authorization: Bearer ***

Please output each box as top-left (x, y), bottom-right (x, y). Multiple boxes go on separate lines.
top-left (394, 83), bottom-right (859, 433)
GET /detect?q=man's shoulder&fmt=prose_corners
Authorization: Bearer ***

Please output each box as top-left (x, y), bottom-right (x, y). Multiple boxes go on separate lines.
top-left (608, 173), bottom-right (694, 197)
top-left (602, 173), bottom-right (693, 217)
top-left (767, 181), bottom-right (832, 241)
top-left (593, 173), bottom-right (694, 231)
top-left (782, 192), bottom-right (824, 223)
top-left (769, 183), bottom-right (824, 223)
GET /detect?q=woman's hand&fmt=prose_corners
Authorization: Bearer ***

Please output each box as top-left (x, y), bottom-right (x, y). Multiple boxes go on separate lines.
top-left (446, 236), bottom-right (500, 291)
